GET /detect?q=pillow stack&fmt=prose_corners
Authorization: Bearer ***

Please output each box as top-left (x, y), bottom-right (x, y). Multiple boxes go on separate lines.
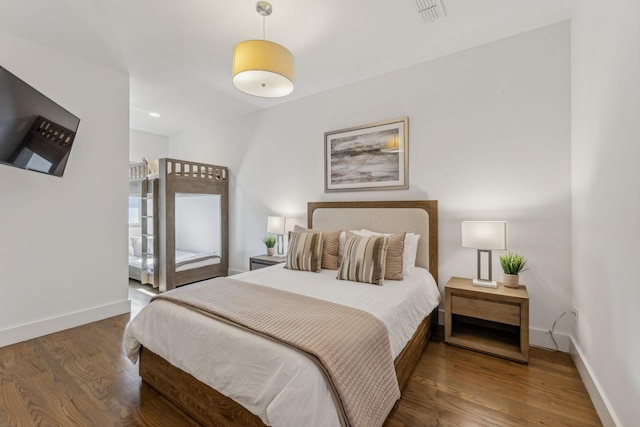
top-left (283, 225), bottom-right (421, 286)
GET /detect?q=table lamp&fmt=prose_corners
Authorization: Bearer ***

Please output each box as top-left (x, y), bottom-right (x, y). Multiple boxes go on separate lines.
top-left (461, 221), bottom-right (508, 288)
top-left (267, 216), bottom-right (285, 255)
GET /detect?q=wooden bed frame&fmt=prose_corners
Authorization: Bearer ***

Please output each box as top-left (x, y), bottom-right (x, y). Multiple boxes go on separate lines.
top-left (139, 200), bottom-right (439, 426)
top-left (129, 158), bottom-right (229, 292)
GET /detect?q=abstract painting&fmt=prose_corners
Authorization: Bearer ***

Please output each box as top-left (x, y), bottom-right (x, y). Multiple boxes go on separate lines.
top-left (324, 117), bottom-right (408, 192)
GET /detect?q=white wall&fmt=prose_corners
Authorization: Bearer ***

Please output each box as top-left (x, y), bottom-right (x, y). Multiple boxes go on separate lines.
top-left (170, 23), bottom-right (572, 347)
top-left (130, 129), bottom-right (169, 163)
top-left (175, 194), bottom-right (221, 255)
top-left (571, 0), bottom-right (640, 425)
top-left (0, 31), bottom-right (130, 346)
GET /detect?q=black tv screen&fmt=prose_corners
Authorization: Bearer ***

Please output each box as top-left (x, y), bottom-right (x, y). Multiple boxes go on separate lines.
top-left (0, 66), bottom-right (80, 177)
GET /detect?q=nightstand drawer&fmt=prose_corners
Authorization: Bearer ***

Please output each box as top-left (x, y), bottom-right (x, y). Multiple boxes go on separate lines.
top-left (249, 255), bottom-right (286, 271)
top-left (452, 295), bottom-right (521, 326)
top-left (251, 260), bottom-right (273, 270)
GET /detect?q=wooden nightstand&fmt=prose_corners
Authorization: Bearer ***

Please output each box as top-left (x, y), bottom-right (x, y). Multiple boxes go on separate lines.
top-left (249, 255), bottom-right (286, 271)
top-left (445, 276), bottom-right (529, 363)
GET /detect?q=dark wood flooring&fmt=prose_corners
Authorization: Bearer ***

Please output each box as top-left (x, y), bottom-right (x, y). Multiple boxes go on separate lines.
top-left (0, 282), bottom-right (601, 426)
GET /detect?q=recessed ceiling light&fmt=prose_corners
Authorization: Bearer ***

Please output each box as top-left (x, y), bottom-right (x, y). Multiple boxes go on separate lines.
top-left (148, 112), bottom-right (160, 118)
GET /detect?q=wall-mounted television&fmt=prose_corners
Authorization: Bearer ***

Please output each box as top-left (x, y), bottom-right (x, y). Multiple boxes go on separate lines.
top-left (0, 66), bottom-right (80, 177)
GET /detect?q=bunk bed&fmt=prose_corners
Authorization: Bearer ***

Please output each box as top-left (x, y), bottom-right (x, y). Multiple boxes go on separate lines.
top-left (128, 158), bottom-right (229, 292)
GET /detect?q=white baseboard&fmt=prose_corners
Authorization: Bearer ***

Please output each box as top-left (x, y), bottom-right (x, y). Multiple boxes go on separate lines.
top-left (0, 300), bottom-right (131, 348)
top-left (570, 337), bottom-right (619, 427)
top-left (529, 327), bottom-right (571, 352)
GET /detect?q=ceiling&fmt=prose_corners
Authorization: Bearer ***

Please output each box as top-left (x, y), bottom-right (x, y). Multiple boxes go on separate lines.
top-left (0, 0), bottom-right (576, 137)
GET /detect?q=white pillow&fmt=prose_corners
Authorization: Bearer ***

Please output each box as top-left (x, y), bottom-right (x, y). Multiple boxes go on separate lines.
top-left (130, 235), bottom-right (154, 257)
top-left (130, 236), bottom-right (143, 257)
top-left (356, 229), bottom-right (421, 276)
top-left (403, 232), bottom-right (421, 275)
top-left (338, 231), bottom-right (346, 258)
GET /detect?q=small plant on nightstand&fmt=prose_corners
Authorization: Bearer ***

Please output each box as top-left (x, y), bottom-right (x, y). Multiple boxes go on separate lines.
top-left (263, 235), bottom-right (277, 256)
top-left (499, 252), bottom-right (528, 288)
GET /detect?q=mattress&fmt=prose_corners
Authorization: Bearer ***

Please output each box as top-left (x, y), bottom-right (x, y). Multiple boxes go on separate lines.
top-left (128, 255), bottom-right (149, 270)
top-left (128, 250), bottom-right (220, 272)
top-left (175, 250), bottom-right (220, 271)
top-left (124, 264), bottom-right (440, 427)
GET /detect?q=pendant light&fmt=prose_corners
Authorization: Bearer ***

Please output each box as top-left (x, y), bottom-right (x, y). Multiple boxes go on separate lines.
top-left (232, 2), bottom-right (294, 98)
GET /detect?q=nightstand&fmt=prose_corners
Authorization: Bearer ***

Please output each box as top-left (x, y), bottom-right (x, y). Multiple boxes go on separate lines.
top-left (445, 276), bottom-right (529, 363)
top-left (249, 255), bottom-right (286, 271)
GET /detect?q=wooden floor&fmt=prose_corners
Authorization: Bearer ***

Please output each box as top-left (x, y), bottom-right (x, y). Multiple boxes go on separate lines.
top-left (0, 282), bottom-right (601, 427)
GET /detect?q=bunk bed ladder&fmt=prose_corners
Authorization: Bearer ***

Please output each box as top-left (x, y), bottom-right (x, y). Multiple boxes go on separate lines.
top-left (140, 178), bottom-right (159, 288)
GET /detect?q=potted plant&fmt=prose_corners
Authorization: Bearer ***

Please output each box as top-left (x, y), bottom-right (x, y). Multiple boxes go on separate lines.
top-left (499, 252), bottom-right (528, 288)
top-left (263, 235), bottom-right (277, 256)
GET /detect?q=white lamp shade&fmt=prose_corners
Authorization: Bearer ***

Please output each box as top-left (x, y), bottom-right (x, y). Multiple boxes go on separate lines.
top-left (233, 40), bottom-right (294, 98)
top-left (284, 217), bottom-right (298, 233)
top-left (461, 221), bottom-right (508, 250)
top-left (267, 216), bottom-right (285, 234)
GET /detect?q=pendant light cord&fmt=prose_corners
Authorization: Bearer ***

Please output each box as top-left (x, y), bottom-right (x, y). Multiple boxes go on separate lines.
top-left (262, 15), bottom-right (266, 40)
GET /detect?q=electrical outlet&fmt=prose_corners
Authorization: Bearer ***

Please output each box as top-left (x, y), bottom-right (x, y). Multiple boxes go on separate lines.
top-left (572, 307), bottom-right (579, 324)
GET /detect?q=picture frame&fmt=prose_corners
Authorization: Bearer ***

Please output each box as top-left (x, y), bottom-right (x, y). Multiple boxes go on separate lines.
top-left (324, 117), bottom-right (408, 192)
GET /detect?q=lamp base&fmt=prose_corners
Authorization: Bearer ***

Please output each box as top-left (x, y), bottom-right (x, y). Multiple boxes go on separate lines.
top-left (472, 279), bottom-right (498, 288)
top-left (276, 234), bottom-right (284, 255)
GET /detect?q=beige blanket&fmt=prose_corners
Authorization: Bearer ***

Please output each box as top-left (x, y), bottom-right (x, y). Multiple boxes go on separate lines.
top-left (153, 277), bottom-right (400, 427)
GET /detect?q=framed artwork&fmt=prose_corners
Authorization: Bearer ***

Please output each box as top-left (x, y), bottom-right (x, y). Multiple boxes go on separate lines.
top-left (324, 117), bottom-right (408, 192)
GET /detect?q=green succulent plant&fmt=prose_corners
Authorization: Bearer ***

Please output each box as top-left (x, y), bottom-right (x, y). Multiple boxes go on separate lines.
top-left (263, 235), bottom-right (277, 248)
top-left (499, 252), bottom-right (528, 275)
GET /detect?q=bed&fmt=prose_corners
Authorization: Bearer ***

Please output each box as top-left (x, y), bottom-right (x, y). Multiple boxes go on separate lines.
top-left (128, 158), bottom-right (229, 291)
top-left (124, 200), bottom-right (439, 427)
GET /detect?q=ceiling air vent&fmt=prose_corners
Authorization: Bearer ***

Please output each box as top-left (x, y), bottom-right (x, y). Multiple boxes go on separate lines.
top-left (414, 0), bottom-right (446, 23)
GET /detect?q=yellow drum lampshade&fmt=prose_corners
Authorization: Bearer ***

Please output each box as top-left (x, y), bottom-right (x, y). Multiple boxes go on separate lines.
top-left (232, 39), bottom-right (294, 98)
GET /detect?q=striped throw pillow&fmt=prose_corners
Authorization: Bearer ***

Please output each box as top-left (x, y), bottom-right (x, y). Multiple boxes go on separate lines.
top-left (352, 230), bottom-right (405, 280)
top-left (294, 225), bottom-right (341, 270)
top-left (285, 231), bottom-right (323, 272)
top-left (337, 233), bottom-right (389, 285)
top-left (382, 233), bottom-right (405, 280)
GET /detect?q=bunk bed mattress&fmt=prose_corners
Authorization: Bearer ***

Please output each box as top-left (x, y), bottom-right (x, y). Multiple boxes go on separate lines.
top-left (124, 264), bottom-right (440, 427)
top-left (128, 251), bottom-right (220, 271)
top-left (175, 250), bottom-right (220, 272)
top-left (128, 256), bottom-right (147, 270)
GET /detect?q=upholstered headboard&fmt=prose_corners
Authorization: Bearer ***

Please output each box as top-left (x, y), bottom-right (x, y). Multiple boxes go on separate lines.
top-left (308, 201), bottom-right (438, 282)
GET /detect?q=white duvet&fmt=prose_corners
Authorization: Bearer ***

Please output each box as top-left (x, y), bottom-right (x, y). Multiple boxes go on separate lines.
top-left (124, 264), bottom-right (441, 427)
